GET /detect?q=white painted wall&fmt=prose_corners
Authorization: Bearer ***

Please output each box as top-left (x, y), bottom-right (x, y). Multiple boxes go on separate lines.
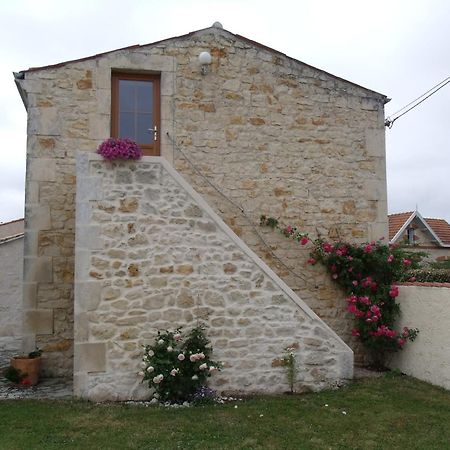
top-left (390, 285), bottom-right (450, 390)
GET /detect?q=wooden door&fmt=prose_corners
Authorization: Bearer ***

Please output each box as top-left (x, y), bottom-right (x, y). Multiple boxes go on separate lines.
top-left (112, 73), bottom-right (161, 156)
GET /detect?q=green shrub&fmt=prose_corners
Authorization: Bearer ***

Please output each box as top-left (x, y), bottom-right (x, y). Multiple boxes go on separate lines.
top-left (141, 324), bottom-right (222, 403)
top-left (402, 268), bottom-right (450, 283)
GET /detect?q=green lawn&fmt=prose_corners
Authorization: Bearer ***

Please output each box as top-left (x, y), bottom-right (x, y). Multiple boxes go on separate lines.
top-left (1, 375), bottom-right (449, 449)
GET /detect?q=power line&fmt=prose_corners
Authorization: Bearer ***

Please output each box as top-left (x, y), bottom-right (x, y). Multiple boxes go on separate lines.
top-left (385, 76), bottom-right (450, 128)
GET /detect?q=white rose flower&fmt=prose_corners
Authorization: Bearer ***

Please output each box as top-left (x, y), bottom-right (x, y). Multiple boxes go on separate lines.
top-left (148, 350), bottom-right (154, 357)
top-left (141, 362), bottom-right (147, 368)
top-left (170, 368), bottom-right (178, 376)
top-left (167, 346), bottom-right (173, 352)
top-left (190, 354), bottom-right (197, 362)
top-left (191, 375), bottom-right (198, 380)
top-left (199, 363), bottom-right (208, 370)
top-left (146, 366), bottom-right (154, 373)
top-left (198, 352), bottom-right (205, 360)
top-left (153, 374), bottom-right (164, 384)
top-left (138, 371), bottom-right (145, 377)
top-left (209, 366), bottom-right (218, 373)
top-left (174, 333), bottom-right (182, 341)
top-left (178, 353), bottom-right (185, 361)
top-left (158, 339), bottom-right (164, 345)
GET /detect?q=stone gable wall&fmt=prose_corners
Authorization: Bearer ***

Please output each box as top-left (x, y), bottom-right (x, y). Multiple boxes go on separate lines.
top-left (74, 153), bottom-right (352, 401)
top-left (18, 27), bottom-right (387, 376)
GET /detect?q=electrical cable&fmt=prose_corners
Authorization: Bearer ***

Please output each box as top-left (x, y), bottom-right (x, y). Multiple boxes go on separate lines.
top-left (385, 76), bottom-right (450, 128)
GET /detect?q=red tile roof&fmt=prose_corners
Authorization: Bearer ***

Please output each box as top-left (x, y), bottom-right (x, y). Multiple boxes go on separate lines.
top-left (424, 218), bottom-right (450, 245)
top-left (388, 212), bottom-right (450, 246)
top-left (388, 212), bottom-right (414, 241)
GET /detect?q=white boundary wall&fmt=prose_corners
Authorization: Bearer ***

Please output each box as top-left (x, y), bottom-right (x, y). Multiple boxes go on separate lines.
top-left (390, 285), bottom-right (450, 390)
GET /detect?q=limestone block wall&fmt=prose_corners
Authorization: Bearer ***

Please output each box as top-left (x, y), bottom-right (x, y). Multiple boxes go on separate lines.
top-left (390, 285), bottom-right (450, 390)
top-left (0, 237), bottom-right (23, 359)
top-left (18, 25), bottom-right (387, 375)
top-left (74, 153), bottom-right (352, 401)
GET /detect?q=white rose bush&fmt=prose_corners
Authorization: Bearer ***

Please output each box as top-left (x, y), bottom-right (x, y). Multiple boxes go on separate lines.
top-left (141, 324), bottom-right (222, 403)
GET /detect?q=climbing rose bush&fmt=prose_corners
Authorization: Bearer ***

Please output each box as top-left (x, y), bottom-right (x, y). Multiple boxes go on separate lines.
top-left (261, 216), bottom-right (420, 367)
top-left (97, 138), bottom-right (143, 160)
top-left (140, 324), bottom-right (222, 403)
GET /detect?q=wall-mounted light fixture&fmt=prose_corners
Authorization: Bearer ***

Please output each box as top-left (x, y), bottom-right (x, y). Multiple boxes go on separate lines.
top-left (199, 51), bottom-right (212, 75)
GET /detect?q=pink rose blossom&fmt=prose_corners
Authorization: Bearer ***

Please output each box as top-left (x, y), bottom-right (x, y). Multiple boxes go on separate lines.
top-left (300, 237), bottom-right (309, 245)
top-left (389, 286), bottom-right (399, 298)
top-left (359, 296), bottom-right (371, 305)
top-left (284, 225), bottom-right (293, 235)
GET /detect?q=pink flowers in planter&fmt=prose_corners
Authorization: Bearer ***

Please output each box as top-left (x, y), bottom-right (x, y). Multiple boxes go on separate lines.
top-left (97, 138), bottom-right (143, 160)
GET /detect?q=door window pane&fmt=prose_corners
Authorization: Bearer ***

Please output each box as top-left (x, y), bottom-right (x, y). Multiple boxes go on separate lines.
top-left (117, 79), bottom-right (153, 145)
top-left (119, 112), bottom-right (135, 140)
top-left (137, 83), bottom-right (153, 112)
top-left (137, 113), bottom-right (153, 144)
top-left (119, 81), bottom-right (135, 111)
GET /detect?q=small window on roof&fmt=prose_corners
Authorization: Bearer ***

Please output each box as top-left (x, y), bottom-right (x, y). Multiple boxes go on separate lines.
top-left (407, 228), bottom-right (415, 245)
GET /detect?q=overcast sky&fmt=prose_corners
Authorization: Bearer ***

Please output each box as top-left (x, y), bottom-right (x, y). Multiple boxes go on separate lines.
top-left (1, 0), bottom-right (449, 224)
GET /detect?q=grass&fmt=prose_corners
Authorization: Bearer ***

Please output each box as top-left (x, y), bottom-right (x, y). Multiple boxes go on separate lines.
top-left (0, 374), bottom-right (450, 449)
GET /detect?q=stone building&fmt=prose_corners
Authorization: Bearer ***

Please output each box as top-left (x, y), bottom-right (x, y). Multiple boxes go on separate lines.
top-left (14, 23), bottom-right (388, 400)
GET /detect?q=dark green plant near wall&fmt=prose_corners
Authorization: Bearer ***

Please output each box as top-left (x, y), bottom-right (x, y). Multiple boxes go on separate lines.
top-left (261, 215), bottom-right (421, 368)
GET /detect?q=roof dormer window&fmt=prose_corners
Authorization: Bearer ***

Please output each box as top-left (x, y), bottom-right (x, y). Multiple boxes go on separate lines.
top-left (407, 228), bottom-right (415, 245)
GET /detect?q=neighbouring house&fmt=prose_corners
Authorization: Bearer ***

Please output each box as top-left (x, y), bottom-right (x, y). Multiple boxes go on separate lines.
top-left (14, 23), bottom-right (389, 400)
top-left (0, 219), bottom-right (24, 363)
top-left (389, 211), bottom-right (450, 261)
